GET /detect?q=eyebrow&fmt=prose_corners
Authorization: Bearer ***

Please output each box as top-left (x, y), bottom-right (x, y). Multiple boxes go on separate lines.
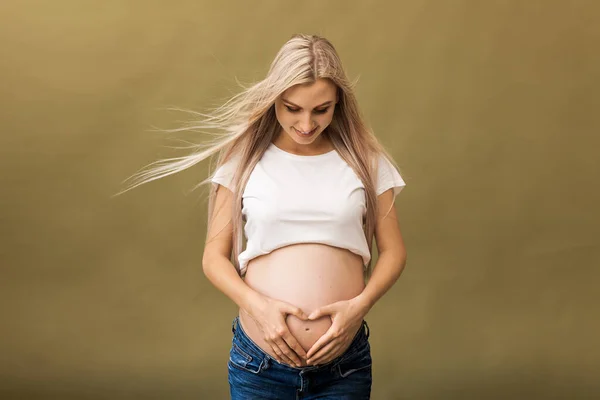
top-left (281, 98), bottom-right (333, 109)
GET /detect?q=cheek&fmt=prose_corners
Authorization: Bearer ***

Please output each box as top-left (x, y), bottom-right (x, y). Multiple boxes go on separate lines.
top-left (281, 116), bottom-right (295, 129)
top-left (275, 108), bottom-right (290, 127)
top-left (317, 113), bottom-right (334, 127)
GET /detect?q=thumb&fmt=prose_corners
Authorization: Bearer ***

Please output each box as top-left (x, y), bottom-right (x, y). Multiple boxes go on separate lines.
top-left (284, 303), bottom-right (308, 320)
top-left (308, 304), bottom-right (333, 320)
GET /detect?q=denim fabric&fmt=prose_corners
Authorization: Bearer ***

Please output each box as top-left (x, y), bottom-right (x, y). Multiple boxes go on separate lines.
top-left (228, 316), bottom-right (372, 399)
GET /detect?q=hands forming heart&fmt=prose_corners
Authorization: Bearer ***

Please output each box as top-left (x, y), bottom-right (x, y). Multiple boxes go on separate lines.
top-left (249, 293), bottom-right (369, 367)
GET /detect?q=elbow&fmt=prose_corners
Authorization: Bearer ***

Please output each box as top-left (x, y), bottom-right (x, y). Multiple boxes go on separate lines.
top-left (202, 252), bottom-right (215, 277)
top-left (397, 249), bottom-right (407, 272)
top-left (400, 248), bottom-right (407, 266)
top-left (202, 250), bottom-right (231, 278)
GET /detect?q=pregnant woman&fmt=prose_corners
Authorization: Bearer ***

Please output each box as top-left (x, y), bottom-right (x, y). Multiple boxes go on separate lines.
top-left (125, 33), bottom-right (407, 399)
top-left (204, 34), bottom-right (407, 399)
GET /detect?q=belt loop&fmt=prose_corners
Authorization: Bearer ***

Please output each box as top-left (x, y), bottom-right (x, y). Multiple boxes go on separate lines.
top-left (232, 316), bottom-right (238, 334)
top-left (363, 320), bottom-right (370, 339)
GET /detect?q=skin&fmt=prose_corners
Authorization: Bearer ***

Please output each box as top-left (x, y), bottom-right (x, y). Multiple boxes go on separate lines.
top-left (272, 78), bottom-right (339, 156)
top-left (202, 78), bottom-right (407, 368)
top-left (304, 187), bottom-right (406, 365)
top-left (240, 244), bottom-right (365, 367)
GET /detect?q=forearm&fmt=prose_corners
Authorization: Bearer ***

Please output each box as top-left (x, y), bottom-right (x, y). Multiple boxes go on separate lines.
top-left (355, 249), bottom-right (407, 312)
top-left (202, 255), bottom-right (263, 315)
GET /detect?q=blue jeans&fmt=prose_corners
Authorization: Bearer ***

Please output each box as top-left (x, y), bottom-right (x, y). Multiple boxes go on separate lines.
top-left (228, 316), bottom-right (372, 399)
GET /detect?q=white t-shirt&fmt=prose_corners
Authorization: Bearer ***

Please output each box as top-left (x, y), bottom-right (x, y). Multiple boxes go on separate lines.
top-left (211, 142), bottom-right (406, 277)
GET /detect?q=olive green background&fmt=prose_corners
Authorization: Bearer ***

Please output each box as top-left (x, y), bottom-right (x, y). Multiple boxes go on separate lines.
top-left (1, 0), bottom-right (599, 399)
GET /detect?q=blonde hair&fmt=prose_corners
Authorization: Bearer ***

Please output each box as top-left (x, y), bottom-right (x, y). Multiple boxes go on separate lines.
top-left (117, 33), bottom-right (400, 279)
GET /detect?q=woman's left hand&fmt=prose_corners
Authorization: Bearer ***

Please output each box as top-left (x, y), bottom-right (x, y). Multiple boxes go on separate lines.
top-left (305, 296), bottom-right (369, 366)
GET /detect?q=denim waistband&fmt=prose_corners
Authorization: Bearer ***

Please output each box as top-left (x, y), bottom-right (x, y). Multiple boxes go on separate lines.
top-left (231, 315), bottom-right (370, 371)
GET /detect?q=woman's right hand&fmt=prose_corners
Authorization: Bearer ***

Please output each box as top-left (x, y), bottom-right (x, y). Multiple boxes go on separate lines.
top-left (246, 294), bottom-right (309, 367)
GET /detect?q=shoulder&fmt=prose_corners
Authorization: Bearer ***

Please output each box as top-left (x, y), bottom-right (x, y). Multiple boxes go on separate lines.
top-left (211, 152), bottom-right (243, 191)
top-left (374, 151), bottom-right (406, 197)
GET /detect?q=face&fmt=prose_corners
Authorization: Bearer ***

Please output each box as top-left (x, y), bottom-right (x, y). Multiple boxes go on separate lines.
top-left (274, 78), bottom-right (338, 150)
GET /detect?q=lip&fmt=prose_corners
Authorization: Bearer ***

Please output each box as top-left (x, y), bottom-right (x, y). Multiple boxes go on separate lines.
top-left (293, 126), bottom-right (318, 136)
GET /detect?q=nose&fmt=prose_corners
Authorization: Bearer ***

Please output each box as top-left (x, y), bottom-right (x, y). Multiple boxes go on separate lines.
top-left (297, 113), bottom-right (315, 132)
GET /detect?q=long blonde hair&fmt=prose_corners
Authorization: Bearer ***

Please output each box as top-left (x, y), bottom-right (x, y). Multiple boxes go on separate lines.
top-left (117, 34), bottom-right (400, 279)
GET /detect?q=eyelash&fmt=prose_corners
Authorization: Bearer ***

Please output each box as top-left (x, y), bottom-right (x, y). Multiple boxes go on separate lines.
top-left (285, 105), bottom-right (329, 114)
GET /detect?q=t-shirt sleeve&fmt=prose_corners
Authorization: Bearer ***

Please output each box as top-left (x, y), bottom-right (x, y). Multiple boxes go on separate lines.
top-left (376, 154), bottom-right (406, 197)
top-left (211, 154), bottom-right (240, 191)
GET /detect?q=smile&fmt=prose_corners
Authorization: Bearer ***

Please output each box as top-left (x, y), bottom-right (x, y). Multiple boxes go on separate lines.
top-left (294, 127), bottom-right (318, 136)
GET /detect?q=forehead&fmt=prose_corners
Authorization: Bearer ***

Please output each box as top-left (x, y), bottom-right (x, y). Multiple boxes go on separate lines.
top-left (281, 79), bottom-right (337, 106)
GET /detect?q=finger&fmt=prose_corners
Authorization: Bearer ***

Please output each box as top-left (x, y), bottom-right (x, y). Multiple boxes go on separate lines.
top-left (316, 350), bottom-right (340, 366)
top-left (307, 307), bottom-right (321, 320)
top-left (282, 332), bottom-right (307, 359)
top-left (310, 335), bottom-right (353, 365)
top-left (308, 340), bottom-right (339, 365)
top-left (272, 325), bottom-right (304, 365)
top-left (283, 303), bottom-right (308, 320)
top-left (276, 337), bottom-right (303, 366)
top-left (266, 337), bottom-right (295, 366)
top-left (316, 334), bottom-right (355, 365)
top-left (273, 343), bottom-right (297, 366)
top-left (306, 331), bottom-right (335, 359)
top-left (308, 304), bottom-right (333, 320)
top-left (266, 343), bottom-right (285, 364)
top-left (268, 327), bottom-right (302, 366)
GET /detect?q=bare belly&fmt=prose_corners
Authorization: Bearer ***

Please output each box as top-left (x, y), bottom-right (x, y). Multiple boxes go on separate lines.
top-left (239, 243), bottom-right (365, 367)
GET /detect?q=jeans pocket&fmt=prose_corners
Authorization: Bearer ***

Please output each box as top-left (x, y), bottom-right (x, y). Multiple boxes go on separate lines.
top-left (228, 342), bottom-right (265, 374)
top-left (336, 341), bottom-right (372, 378)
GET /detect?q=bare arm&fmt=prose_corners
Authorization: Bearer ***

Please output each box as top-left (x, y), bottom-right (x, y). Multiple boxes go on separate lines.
top-left (355, 188), bottom-right (408, 311)
top-left (202, 184), bottom-right (309, 366)
top-left (303, 188), bottom-right (407, 365)
top-left (202, 185), bottom-right (262, 313)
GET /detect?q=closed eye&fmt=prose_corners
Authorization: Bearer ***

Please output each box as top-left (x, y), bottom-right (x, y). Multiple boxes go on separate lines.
top-left (285, 105), bottom-right (330, 114)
